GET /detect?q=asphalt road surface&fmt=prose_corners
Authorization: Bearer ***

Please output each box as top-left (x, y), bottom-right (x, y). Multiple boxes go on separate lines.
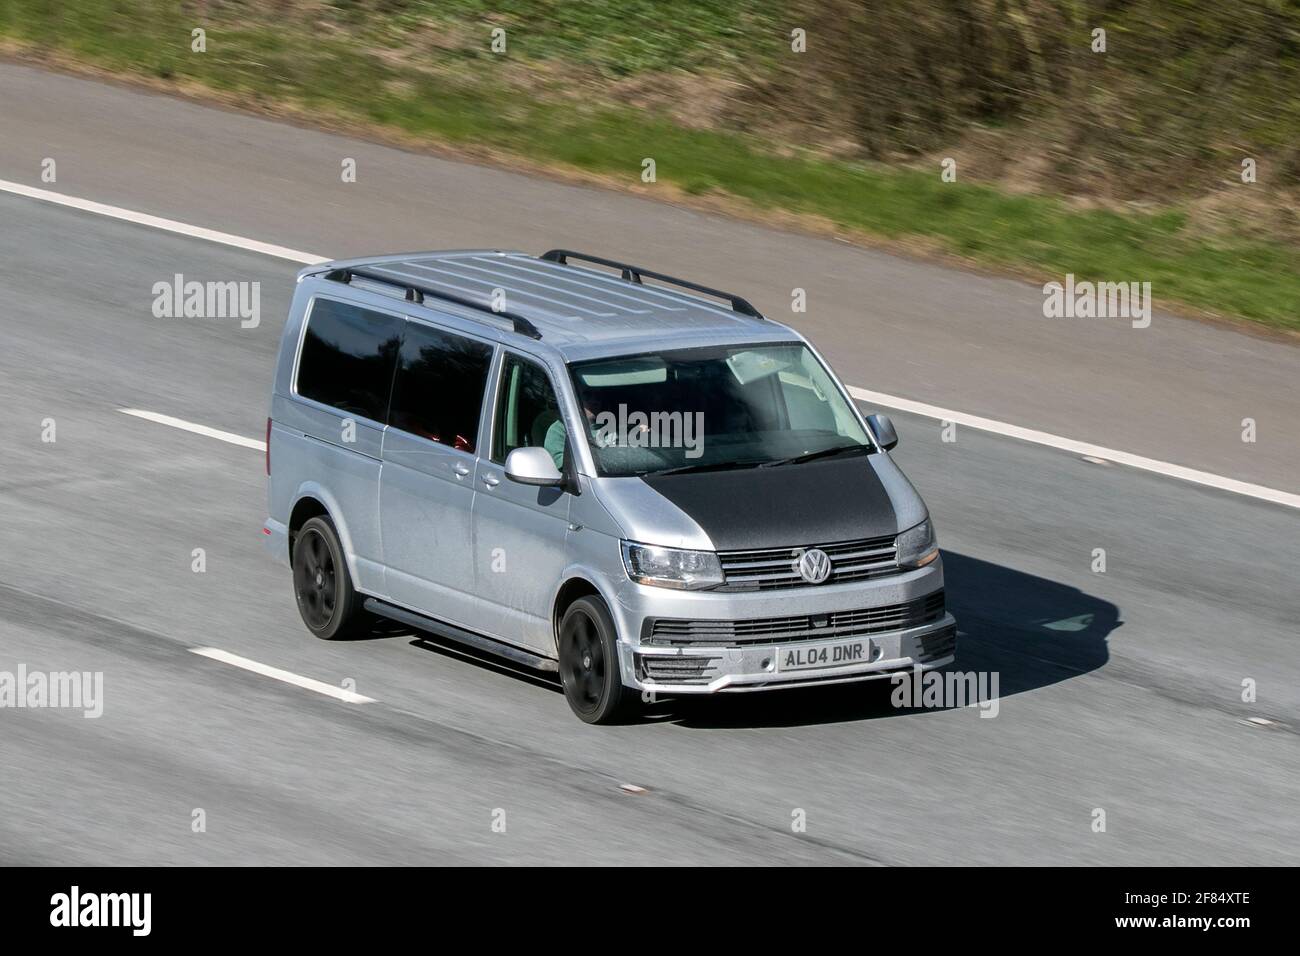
top-left (0, 63), bottom-right (1297, 865)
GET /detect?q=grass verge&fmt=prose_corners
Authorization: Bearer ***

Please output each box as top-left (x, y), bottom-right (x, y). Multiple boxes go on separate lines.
top-left (1, 0), bottom-right (1296, 332)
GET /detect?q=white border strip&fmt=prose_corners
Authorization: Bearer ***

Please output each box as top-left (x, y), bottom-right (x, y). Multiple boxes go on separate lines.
top-left (849, 386), bottom-right (1300, 509)
top-left (191, 647), bottom-right (375, 703)
top-left (6, 181), bottom-right (1297, 510)
top-left (0, 178), bottom-right (327, 265)
top-left (119, 408), bottom-right (266, 451)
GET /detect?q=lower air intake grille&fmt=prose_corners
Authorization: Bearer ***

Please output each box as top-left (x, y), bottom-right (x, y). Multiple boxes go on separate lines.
top-left (646, 591), bottom-right (945, 647)
top-left (916, 624), bottom-right (957, 661)
top-left (637, 655), bottom-right (721, 685)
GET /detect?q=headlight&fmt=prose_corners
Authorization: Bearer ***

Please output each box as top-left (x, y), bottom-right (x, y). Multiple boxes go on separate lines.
top-left (896, 519), bottom-right (939, 569)
top-left (620, 541), bottom-right (724, 590)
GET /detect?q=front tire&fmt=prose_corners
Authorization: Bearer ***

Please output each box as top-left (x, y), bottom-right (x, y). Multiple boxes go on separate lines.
top-left (558, 596), bottom-right (635, 724)
top-left (292, 515), bottom-right (370, 640)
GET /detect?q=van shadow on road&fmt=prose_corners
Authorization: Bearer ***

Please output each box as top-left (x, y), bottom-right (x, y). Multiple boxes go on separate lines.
top-left (661, 551), bottom-right (1119, 729)
top-left (383, 550), bottom-right (1119, 729)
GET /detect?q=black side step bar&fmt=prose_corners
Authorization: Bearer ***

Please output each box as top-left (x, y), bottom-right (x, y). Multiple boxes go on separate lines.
top-left (540, 249), bottom-right (763, 318)
top-left (363, 598), bottom-right (559, 673)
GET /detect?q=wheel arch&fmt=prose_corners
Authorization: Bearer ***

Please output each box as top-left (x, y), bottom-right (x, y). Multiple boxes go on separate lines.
top-left (286, 484), bottom-right (362, 586)
top-left (551, 573), bottom-right (618, 654)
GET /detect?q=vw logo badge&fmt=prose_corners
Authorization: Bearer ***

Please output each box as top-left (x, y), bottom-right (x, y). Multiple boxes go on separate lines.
top-left (797, 548), bottom-right (832, 584)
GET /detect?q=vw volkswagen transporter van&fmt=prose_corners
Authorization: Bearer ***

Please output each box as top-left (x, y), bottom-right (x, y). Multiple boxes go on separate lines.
top-left (264, 250), bottom-right (955, 723)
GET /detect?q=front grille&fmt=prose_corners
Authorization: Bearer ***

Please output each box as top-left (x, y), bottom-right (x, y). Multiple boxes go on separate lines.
top-left (715, 535), bottom-right (899, 591)
top-left (637, 655), bottom-right (721, 684)
top-left (646, 591), bottom-right (945, 647)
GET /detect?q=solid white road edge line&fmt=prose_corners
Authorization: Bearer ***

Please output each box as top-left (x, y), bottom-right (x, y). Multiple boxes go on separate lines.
top-left (119, 408), bottom-right (266, 451)
top-left (848, 386), bottom-right (1300, 510)
top-left (0, 178), bottom-right (327, 265)
top-left (6, 181), bottom-right (1294, 510)
top-left (191, 647), bottom-right (375, 703)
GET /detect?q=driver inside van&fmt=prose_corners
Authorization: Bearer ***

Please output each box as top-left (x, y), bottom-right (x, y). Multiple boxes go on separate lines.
top-left (543, 413), bottom-right (567, 470)
top-left (544, 392), bottom-right (619, 469)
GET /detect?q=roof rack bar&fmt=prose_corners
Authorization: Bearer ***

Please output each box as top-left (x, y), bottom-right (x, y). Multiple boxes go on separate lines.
top-left (323, 268), bottom-right (542, 340)
top-left (539, 249), bottom-right (763, 318)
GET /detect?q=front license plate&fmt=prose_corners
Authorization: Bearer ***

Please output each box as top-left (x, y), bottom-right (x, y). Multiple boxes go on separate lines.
top-left (778, 639), bottom-right (871, 672)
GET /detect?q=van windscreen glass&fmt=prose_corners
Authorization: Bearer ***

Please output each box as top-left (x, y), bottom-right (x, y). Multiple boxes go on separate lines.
top-left (568, 342), bottom-right (872, 477)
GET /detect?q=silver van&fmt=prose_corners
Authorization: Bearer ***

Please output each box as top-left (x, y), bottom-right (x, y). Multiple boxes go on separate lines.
top-left (264, 250), bottom-right (955, 723)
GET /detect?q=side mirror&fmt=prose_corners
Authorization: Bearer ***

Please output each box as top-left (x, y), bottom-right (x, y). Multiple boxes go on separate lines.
top-left (866, 413), bottom-right (899, 451)
top-left (504, 446), bottom-right (563, 486)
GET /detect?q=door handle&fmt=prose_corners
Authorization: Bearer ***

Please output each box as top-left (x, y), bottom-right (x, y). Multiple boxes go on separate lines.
top-left (453, 463), bottom-right (470, 478)
top-left (481, 473), bottom-right (500, 488)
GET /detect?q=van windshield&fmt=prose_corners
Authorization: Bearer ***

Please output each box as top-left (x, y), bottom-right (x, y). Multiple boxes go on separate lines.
top-left (567, 343), bottom-right (873, 477)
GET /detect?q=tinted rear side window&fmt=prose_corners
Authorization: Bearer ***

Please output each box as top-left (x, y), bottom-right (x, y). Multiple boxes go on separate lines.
top-left (297, 298), bottom-right (402, 422)
top-left (389, 321), bottom-right (494, 453)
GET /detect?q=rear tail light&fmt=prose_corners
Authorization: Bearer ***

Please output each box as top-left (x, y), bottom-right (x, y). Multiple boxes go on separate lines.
top-left (265, 417), bottom-right (272, 475)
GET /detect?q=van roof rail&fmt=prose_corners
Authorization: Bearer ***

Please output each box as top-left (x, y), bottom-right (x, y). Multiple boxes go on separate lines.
top-left (323, 267), bottom-right (543, 340)
top-left (539, 249), bottom-right (763, 318)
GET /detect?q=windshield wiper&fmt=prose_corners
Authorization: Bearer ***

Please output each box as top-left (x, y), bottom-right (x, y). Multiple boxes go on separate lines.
top-left (644, 459), bottom-right (768, 477)
top-left (759, 444), bottom-right (870, 468)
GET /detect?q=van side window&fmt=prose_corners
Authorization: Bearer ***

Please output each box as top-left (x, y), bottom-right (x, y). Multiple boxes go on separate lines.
top-left (297, 298), bottom-right (402, 422)
top-left (492, 353), bottom-right (564, 468)
top-left (389, 321), bottom-right (494, 453)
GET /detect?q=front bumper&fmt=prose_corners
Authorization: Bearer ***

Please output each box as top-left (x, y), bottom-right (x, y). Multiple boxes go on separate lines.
top-left (611, 558), bottom-right (954, 694)
top-left (619, 614), bottom-right (956, 693)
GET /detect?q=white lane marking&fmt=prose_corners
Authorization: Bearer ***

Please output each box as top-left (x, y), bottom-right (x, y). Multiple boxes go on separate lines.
top-left (119, 408), bottom-right (265, 451)
top-left (191, 647), bottom-right (375, 703)
top-left (0, 178), bottom-right (327, 265)
top-left (850, 386), bottom-right (1300, 510)
top-left (6, 182), bottom-right (1295, 511)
